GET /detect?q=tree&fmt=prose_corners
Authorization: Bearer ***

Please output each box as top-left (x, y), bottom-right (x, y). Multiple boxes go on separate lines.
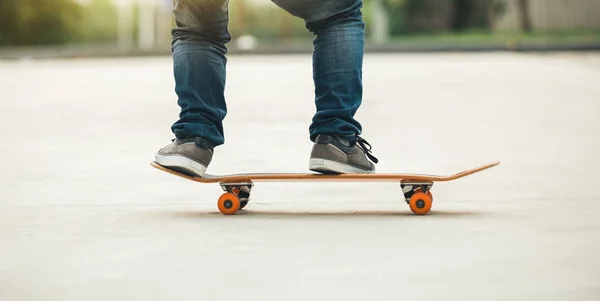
top-left (516, 0), bottom-right (532, 32)
top-left (76, 0), bottom-right (120, 43)
top-left (453, 0), bottom-right (490, 31)
top-left (0, 0), bottom-right (82, 46)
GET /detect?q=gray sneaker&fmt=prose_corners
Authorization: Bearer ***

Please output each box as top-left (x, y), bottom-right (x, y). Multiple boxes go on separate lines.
top-left (155, 137), bottom-right (214, 177)
top-left (309, 134), bottom-right (378, 174)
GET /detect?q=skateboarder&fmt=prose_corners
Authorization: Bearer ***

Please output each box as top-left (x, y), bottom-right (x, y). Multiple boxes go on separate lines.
top-left (155, 0), bottom-right (378, 176)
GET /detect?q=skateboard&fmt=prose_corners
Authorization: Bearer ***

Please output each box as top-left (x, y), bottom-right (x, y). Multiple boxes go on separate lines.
top-left (150, 161), bottom-right (499, 215)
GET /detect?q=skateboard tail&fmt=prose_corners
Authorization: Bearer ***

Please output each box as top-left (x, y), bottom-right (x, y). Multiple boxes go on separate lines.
top-left (437, 161), bottom-right (500, 181)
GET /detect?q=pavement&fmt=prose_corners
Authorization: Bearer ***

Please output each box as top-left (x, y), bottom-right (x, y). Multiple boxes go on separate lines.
top-left (0, 52), bottom-right (599, 300)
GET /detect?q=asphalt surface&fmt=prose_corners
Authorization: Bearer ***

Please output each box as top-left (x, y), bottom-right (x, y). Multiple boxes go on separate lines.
top-left (1, 52), bottom-right (599, 300)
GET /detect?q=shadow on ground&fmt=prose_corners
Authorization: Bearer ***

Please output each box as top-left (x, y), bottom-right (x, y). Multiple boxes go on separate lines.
top-left (157, 208), bottom-right (488, 219)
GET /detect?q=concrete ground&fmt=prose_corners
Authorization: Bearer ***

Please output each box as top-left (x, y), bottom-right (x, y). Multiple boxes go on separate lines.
top-left (0, 52), bottom-right (599, 300)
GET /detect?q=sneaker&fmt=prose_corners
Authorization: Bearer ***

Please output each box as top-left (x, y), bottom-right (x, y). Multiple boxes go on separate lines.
top-left (309, 134), bottom-right (378, 174)
top-left (155, 137), bottom-right (214, 177)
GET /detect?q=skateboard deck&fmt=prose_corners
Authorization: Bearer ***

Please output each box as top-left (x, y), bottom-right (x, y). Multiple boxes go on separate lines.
top-left (150, 161), bottom-right (499, 215)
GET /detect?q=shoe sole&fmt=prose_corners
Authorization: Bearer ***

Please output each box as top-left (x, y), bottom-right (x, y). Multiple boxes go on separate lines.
top-left (309, 158), bottom-right (374, 174)
top-left (155, 154), bottom-right (207, 177)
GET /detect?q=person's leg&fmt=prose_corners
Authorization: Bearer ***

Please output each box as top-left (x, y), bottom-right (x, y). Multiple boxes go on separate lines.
top-left (155, 0), bottom-right (231, 177)
top-left (272, 0), bottom-right (378, 174)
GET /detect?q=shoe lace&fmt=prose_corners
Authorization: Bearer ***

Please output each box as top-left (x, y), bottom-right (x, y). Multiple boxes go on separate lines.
top-left (352, 136), bottom-right (378, 164)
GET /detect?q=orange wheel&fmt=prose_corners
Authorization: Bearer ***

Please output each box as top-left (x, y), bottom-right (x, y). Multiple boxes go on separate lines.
top-left (218, 192), bottom-right (241, 215)
top-left (409, 192), bottom-right (433, 215)
top-left (427, 191), bottom-right (433, 202)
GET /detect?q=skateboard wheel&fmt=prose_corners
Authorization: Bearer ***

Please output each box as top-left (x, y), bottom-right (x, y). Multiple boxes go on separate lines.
top-left (409, 192), bottom-right (433, 215)
top-left (218, 192), bottom-right (241, 215)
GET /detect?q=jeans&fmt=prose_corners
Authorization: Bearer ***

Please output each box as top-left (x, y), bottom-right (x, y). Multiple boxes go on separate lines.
top-left (170, 0), bottom-right (365, 146)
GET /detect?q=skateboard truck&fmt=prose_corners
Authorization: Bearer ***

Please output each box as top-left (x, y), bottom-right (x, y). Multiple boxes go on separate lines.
top-left (219, 182), bottom-right (253, 210)
top-left (401, 181), bottom-right (433, 201)
top-left (401, 181), bottom-right (434, 212)
top-left (400, 181), bottom-right (433, 200)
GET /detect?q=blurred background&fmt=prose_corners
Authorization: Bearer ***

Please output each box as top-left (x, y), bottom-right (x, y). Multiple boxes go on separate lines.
top-left (1, 0), bottom-right (599, 59)
top-left (2, 1), bottom-right (600, 299)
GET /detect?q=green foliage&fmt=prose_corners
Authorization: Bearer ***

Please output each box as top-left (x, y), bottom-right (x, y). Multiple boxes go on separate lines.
top-left (0, 0), bottom-right (122, 46)
top-left (386, 0), bottom-right (455, 34)
top-left (382, 0), bottom-right (505, 35)
top-left (74, 0), bottom-right (119, 43)
top-left (0, 0), bottom-right (82, 45)
top-left (0, 0), bottom-right (572, 48)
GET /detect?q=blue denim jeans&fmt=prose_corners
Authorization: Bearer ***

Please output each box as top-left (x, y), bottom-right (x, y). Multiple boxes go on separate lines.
top-left (170, 0), bottom-right (365, 146)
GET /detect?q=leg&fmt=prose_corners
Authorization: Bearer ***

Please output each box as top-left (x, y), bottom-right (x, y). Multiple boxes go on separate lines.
top-left (155, 0), bottom-right (231, 177)
top-left (272, 0), bottom-right (378, 174)
top-left (306, 3), bottom-right (365, 142)
top-left (171, 0), bottom-right (231, 146)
